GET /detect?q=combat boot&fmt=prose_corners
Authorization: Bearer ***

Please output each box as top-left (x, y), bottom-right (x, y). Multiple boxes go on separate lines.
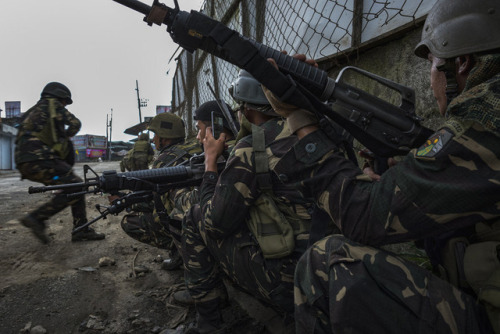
top-left (174, 287), bottom-right (228, 307)
top-left (71, 227), bottom-right (105, 242)
top-left (186, 298), bottom-right (227, 334)
top-left (161, 249), bottom-right (183, 271)
top-left (20, 215), bottom-right (49, 244)
top-left (173, 290), bottom-right (195, 305)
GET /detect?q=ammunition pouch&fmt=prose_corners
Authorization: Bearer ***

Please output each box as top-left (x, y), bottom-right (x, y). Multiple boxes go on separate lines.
top-left (244, 124), bottom-right (310, 259)
top-left (246, 192), bottom-right (295, 259)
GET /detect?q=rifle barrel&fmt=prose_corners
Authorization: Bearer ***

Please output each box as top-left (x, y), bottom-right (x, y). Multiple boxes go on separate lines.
top-left (113, 0), bottom-right (151, 16)
top-left (28, 181), bottom-right (99, 194)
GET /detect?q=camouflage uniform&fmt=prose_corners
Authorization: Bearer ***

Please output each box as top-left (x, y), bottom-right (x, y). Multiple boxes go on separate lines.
top-left (284, 54), bottom-right (500, 333)
top-left (119, 150), bottom-right (133, 172)
top-left (181, 118), bottom-right (317, 313)
top-left (15, 98), bottom-right (88, 227)
top-left (130, 135), bottom-right (155, 170)
top-left (120, 136), bottom-right (155, 172)
top-left (120, 137), bottom-right (201, 249)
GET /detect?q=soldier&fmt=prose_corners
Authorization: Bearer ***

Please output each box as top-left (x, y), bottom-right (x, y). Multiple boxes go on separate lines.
top-left (119, 149), bottom-right (132, 172)
top-left (262, 0), bottom-right (500, 333)
top-left (178, 70), bottom-right (325, 333)
top-left (119, 112), bottom-right (201, 270)
top-left (130, 132), bottom-right (155, 170)
top-left (16, 82), bottom-right (105, 243)
top-left (169, 100), bottom-right (239, 305)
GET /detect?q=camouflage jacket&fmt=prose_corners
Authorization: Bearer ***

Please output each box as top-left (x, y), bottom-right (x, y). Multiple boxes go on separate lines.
top-left (274, 53), bottom-right (500, 247)
top-left (15, 98), bottom-right (81, 164)
top-left (199, 118), bottom-right (315, 242)
top-left (170, 139), bottom-right (237, 222)
top-left (153, 137), bottom-right (202, 218)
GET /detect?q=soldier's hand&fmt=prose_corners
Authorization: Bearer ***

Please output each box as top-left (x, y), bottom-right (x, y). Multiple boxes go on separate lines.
top-left (263, 52), bottom-right (319, 135)
top-left (203, 127), bottom-right (226, 173)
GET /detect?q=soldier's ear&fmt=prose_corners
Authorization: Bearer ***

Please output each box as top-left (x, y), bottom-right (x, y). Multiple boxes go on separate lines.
top-left (456, 55), bottom-right (473, 76)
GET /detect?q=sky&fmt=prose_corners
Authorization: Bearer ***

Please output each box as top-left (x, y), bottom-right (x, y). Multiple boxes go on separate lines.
top-left (0, 0), bottom-right (202, 142)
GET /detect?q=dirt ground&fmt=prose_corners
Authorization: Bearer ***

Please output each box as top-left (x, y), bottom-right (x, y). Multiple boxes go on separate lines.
top-left (0, 161), bottom-right (270, 334)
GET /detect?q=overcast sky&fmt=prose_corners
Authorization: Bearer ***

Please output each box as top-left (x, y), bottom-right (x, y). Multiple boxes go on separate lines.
top-left (0, 0), bottom-right (202, 142)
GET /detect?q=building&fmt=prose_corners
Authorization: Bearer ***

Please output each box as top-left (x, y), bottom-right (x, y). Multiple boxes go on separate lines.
top-left (71, 134), bottom-right (107, 162)
top-left (0, 122), bottom-right (17, 170)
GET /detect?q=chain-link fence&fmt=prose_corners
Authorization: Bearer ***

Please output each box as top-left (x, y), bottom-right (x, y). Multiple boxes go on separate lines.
top-left (172, 0), bottom-right (436, 136)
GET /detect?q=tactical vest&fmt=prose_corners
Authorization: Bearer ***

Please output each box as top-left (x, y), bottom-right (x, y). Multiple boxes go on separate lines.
top-left (32, 98), bottom-right (69, 160)
top-left (133, 140), bottom-right (150, 153)
top-left (245, 124), bottom-right (311, 259)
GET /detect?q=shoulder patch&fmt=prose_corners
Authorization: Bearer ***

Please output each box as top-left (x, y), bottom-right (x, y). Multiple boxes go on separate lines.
top-left (416, 128), bottom-right (454, 158)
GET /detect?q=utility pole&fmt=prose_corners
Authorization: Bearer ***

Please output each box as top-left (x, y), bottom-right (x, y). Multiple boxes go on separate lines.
top-left (135, 80), bottom-right (148, 124)
top-left (135, 80), bottom-right (149, 123)
top-left (108, 108), bottom-right (113, 161)
top-left (106, 114), bottom-right (109, 160)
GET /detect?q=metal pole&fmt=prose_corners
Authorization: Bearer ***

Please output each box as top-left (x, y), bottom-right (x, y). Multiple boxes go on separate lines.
top-left (109, 108), bottom-right (113, 161)
top-left (106, 114), bottom-right (109, 161)
top-left (135, 80), bottom-right (142, 123)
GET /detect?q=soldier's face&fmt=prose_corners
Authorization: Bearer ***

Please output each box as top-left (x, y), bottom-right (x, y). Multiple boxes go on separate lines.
top-left (428, 53), bottom-right (448, 116)
top-left (196, 120), bottom-right (209, 145)
top-left (152, 133), bottom-right (162, 150)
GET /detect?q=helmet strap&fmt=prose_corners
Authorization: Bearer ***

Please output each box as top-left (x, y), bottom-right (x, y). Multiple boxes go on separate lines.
top-left (437, 58), bottom-right (460, 109)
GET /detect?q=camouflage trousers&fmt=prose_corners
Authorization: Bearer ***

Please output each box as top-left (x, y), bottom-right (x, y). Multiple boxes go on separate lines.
top-left (18, 160), bottom-right (87, 227)
top-left (120, 212), bottom-right (178, 251)
top-left (181, 204), bottom-right (297, 314)
top-left (294, 235), bottom-right (493, 334)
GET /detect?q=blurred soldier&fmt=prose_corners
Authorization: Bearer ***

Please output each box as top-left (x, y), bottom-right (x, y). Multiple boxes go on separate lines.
top-left (262, 0), bottom-right (500, 333)
top-left (130, 133), bottom-right (155, 170)
top-left (16, 82), bottom-right (105, 243)
top-left (119, 149), bottom-right (133, 172)
top-left (178, 71), bottom-right (323, 332)
top-left (120, 133), bottom-right (154, 172)
top-left (119, 112), bottom-right (201, 270)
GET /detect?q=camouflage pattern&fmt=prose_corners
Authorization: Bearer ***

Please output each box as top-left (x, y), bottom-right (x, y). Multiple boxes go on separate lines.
top-left (17, 160), bottom-right (87, 227)
top-left (119, 138), bottom-right (155, 172)
top-left (169, 138), bottom-right (236, 223)
top-left (281, 54), bottom-right (500, 331)
top-left (15, 98), bottom-right (81, 165)
top-left (294, 235), bottom-right (492, 333)
top-left (129, 137), bottom-right (155, 170)
top-left (181, 118), bottom-right (316, 313)
top-left (120, 137), bottom-right (202, 250)
top-left (119, 150), bottom-right (133, 172)
top-left (15, 98), bottom-right (86, 227)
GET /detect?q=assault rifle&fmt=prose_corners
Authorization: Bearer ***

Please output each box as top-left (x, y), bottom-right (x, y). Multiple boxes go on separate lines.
top-left (28, 154), bottom-right (221, 233)
top-left (72, 190), bottom-right (153, 234)
top-left (112, 0), bottom-right (434, 158)
top-left (28, 158), bottom-right (208, 196)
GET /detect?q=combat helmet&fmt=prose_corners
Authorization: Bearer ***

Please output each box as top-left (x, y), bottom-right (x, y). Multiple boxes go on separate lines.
top-left (148, 112), bottom-right (185, 139)
top-left (229, 70), bottom-right (270, 105)
top-left (229, 70), bottom-right (279, 116)
top-left (138, 133), bottom-right (150, 141)
top-left (41, 82), bottom-right (73, 104)
top-left (414, 0), bottom-right (500, 59)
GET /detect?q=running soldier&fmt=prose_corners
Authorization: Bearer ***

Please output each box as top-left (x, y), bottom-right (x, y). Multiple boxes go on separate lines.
top-left (16, 82), bottom-right (105, 243)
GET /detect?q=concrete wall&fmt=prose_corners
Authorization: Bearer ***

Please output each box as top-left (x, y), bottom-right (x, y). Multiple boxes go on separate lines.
top-left (324, 28), bottom-right (444, 131)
